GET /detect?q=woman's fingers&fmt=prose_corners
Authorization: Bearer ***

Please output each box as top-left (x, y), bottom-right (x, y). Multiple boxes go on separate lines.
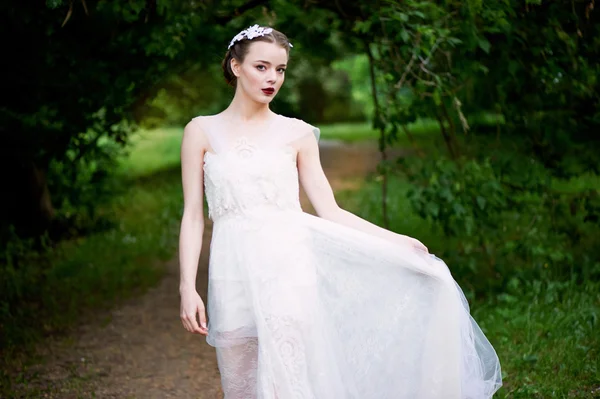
top-left (190, 311), bottom-right (204, 334)
top-left (197, 302), bottom-right (209, 336)
top-left (182, 311), bottom-right (205, 334)
top-left (180, 291), bottom-right (209, 335)
top-left (181, 307), bottom-right (208, 335)
top-left (181, 311), bottom-right (197, 332)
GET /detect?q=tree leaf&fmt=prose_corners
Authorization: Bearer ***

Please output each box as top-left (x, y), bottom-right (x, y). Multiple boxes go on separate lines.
top-left (478, 38), bottom-right (491, 54)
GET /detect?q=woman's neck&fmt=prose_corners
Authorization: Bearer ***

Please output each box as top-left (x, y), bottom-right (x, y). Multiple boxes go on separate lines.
top-left (224, 88), bottom-right (273, 123)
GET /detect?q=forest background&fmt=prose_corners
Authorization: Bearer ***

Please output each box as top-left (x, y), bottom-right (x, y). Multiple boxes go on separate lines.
top-left (1, 0), bottom-right (599, 397)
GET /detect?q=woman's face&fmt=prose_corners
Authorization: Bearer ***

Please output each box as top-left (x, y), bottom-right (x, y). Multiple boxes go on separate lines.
top-left (231, 41), bottom-right (288, 104)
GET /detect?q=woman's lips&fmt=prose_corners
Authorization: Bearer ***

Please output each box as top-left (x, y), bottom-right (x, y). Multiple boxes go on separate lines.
top-left (262, 88), bottom-right (274, 95)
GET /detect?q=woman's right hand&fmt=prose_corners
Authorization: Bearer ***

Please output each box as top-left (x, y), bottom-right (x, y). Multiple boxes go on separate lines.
top-left (180, 288), bottom-right (209, 336)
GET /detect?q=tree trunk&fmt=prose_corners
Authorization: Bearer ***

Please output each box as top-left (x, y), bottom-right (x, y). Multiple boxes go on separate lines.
top-left (436, 112), bottom-right (457, 159)
top-left (440, 100), bottom-right (461, 158)
top-left (366, 42), bottom-right (389, 228)
top-left (1, 155), bottom-right (54, 238)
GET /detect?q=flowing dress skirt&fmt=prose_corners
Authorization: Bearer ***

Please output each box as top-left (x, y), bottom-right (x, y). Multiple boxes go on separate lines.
top-left (206, 208), bottom-right (502, 399)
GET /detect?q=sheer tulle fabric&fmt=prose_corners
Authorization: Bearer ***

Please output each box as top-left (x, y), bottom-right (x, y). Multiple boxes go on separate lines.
top-left (196, 114), bottom-right (502, 398)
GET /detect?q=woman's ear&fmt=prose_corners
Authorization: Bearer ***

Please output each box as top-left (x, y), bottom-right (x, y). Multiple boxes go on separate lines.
top-left (230, 58), bottom-right (240, 78)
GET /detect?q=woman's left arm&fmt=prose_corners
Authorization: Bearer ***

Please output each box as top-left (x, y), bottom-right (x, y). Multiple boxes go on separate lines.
top-left (295, 129), bottom-right (428, 253)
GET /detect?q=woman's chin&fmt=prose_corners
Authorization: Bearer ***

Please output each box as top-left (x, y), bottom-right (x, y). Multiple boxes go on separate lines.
top-left (256, 96), bottom-right (275, 104)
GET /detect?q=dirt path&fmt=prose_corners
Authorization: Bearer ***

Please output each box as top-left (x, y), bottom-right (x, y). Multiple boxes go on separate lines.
top-left (14, 141), bottom-right (400, 399)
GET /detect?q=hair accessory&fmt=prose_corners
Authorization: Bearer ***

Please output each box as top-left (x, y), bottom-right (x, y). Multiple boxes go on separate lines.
top-left (228, 24), bottom-right (293, 49)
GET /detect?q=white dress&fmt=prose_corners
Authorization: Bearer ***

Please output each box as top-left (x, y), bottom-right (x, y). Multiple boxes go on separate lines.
top-left (196, 113), bottom-right (502, 399)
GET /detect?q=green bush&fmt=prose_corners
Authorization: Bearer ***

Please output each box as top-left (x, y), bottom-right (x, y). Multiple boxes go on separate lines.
top-left (397, 156), bottom-right (600, 293)
top-left (0, 168), bottom-right (182, 353)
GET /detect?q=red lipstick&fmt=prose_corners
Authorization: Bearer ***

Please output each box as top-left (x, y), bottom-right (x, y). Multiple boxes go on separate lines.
top-left (262, 88), bottom-right (275, 95)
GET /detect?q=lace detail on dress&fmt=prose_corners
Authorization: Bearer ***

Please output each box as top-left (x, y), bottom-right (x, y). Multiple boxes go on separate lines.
top-left (233, 136), bottom-right (258, 159)
top-left (203, 135), bottom-right (302, 222)
top-left (216, 338), bottom-right (259, 399)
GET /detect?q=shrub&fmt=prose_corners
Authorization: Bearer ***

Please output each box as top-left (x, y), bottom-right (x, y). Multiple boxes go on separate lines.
top-left (397, 156), bottom-right (600, 293)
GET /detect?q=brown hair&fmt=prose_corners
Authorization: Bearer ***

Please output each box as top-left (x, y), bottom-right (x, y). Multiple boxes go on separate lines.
top-left (222, 27), bottom-right (292, 87)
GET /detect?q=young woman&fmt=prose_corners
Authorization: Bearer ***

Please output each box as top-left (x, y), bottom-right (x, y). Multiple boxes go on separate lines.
top-left (179, 25), bottom-right (502, 399)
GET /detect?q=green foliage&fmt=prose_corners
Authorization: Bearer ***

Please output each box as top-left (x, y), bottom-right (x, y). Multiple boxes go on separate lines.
top-left (0, 0), bottom-right (266, 238)
top-left (329, 55), bottom-right (374, 121)
top-left (404, 158), bottom-right (508, 238)
top-left (342, 0), bottom-right (600, 297)
top-left (338, 114), bottom-right (600, 295)
top-left (47, 117), bottom-right (136, 236)
top-left (350, 0), bottom-right (599, 178)
top-left (467, 0), bottom-right (600, 175)
top-left (138, 64), bottom-right (233, 129)
top-left (399, 155), bottom-right (600, 292)
top-left (1, 1), bottom-right (373, 246)
top-left (355, 0), bottom-right (471, 139)
top-left (0, 139), bottom-right (184, 357)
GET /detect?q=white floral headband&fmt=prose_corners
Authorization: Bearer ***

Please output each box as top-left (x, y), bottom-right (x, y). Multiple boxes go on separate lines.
top-left (228, 24), bottom-right (293, 50)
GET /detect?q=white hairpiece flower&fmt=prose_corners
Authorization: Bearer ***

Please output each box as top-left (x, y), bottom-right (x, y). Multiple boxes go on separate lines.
top-left (227, 24), bottom-right (293, 49)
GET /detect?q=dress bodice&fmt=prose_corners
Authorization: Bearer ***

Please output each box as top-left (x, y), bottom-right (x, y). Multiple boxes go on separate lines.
top-left (196, 114), bottom-right (320, 222)
top-left (203, 138), bottom-right (303, 221)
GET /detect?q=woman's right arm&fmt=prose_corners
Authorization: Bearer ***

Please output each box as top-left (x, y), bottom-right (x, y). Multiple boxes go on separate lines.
top-left (179, 118), bottom-right (209, 336)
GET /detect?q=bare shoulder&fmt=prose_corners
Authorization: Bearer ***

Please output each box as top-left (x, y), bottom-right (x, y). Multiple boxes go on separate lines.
top-left (183, 116), bottom-right (212, 150)
top-left (278, 115), bottom-right (319, 148)
top-left (279, 114), bottom-right (313, 131)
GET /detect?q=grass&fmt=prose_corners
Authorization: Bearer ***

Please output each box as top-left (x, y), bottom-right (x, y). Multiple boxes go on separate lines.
top-left (118, 127), bottom-right (184, 178)
top-left (473, 279), bottom-right (600, 398)
top-left (319, 118), bottom-right (441, 143)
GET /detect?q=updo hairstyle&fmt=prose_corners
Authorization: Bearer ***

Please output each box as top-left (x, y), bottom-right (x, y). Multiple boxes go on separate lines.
top-left (222, 27), bottom-right (292, 87)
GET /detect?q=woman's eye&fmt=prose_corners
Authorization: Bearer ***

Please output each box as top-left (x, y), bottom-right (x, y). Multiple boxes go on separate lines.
top-left (277, 68), bottom-right (286, 73)
top-left (256, 65), bottom-right (266, 71)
